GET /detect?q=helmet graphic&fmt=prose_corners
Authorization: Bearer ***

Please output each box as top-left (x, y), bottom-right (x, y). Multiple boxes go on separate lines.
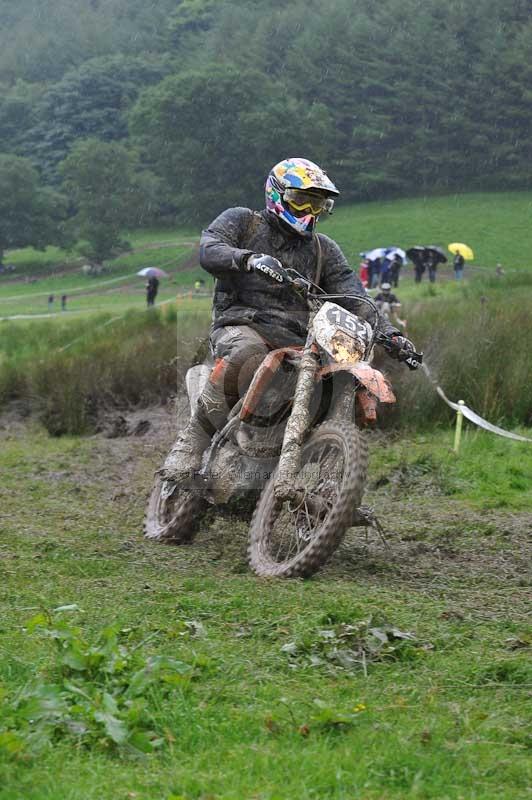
top-left (265, 158), bottom-right (339, 236)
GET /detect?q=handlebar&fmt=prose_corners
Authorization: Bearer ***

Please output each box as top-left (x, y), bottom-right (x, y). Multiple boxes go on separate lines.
top-left (281, 267), bottom-right (422, 370)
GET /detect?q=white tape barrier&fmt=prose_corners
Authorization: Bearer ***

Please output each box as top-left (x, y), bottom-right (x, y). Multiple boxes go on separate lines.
top-left (421, 363), bottom-right (532, 443)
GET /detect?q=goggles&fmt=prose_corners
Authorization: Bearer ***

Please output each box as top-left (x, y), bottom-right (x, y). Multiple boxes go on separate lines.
top-left (283, 188), bottom-right (334, 216)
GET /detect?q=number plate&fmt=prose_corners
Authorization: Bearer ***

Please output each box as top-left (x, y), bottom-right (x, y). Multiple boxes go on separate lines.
top-left (325, 305), bottom-right (368, 337)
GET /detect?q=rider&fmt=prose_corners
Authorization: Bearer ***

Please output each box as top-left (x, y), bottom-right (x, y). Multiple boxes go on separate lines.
top-left (374, 282), bottom-right (400, 308)
top-left (374, 282), bottom-right (407, 330)
top-left (163, 158), bottom-right (416, 480)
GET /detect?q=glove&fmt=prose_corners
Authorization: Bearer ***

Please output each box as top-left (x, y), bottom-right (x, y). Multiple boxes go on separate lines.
top-left (245, 253), bottom-right (287, 284)
top-left (391, 335), bottom-right (415, 354)
top-left (390, 335), bottom-right (423, 370)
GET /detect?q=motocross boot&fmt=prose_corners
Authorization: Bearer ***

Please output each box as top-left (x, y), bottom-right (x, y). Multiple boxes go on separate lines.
top-left (161, 382), bottom-right (229, 482)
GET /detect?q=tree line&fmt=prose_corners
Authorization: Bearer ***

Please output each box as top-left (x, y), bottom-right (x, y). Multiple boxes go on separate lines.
top-left (1, 0), bottom-right (531, 262)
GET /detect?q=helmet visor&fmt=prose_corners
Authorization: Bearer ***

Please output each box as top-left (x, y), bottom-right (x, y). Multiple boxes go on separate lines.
top-left (284, 188), bottom-right (334, 216)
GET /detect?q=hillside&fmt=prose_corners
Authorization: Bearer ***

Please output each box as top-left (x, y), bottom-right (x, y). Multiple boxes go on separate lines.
top-left (2, 191), bottom-right (530, 309)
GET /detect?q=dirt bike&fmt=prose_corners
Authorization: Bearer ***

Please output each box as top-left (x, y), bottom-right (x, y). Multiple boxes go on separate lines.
top-left (144, 269), bottom-right (422, 578)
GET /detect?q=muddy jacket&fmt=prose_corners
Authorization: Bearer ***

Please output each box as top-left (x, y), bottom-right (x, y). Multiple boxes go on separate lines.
top-left (200, 207), bottom-right (396, 347)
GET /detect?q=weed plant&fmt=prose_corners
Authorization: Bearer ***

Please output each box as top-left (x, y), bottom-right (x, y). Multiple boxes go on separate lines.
top-left (1, 253), bottom-right (531, 436)
top-left (0, 304), bottom-right (209, 435)
top-left (0, 426), bottom-right (530, 798)
top-left (387, 272), bottom-right (532, 429)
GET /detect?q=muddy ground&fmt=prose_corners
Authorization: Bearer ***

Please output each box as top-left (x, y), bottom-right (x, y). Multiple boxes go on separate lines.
top-left (20, 397), bottom-right (524, 623)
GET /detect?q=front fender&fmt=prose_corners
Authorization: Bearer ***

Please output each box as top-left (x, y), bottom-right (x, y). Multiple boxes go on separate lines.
top-left (317, 361), bottom-right (396, 403)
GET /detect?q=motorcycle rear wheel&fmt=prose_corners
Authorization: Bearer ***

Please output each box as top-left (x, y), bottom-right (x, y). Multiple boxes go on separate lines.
top-left (248, 420), bottom-right (368, 578)
top-left (144, 474), bottom-right (207, 544)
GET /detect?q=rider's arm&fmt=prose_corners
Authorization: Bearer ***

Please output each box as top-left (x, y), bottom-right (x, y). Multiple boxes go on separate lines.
top-left (199, 207), bottom-right (255, 277)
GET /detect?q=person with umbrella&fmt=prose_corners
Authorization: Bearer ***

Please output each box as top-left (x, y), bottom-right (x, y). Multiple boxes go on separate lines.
top-left (389, 253), bottom-right (403, 287)
top-left (137, 267), bottom-right (169, 307)
top-left (424, 246), bottom-right (447, 283)
top-left (406, 247), bottom-right (426, 283)
top-left (448, 243), bottom-right (474, 280)
top-left (146, 275), bottom-right (159, 306)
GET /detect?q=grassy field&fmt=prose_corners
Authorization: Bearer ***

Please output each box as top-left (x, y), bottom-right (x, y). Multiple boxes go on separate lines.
top-left (0, 419), bottom-right (530, 800)
top-left (319, 191), bottom-right (532, 271)
top-left (1, 192), bottom-right (531, 798)
top-left (0, 243), bottom-right (204, 319)
top-left (1, 190), bottom-right (532, 322)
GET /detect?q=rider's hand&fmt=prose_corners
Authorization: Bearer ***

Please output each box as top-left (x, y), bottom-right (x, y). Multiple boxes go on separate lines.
top-left (245, 253), bottom-right (288, 284)
top-left (391, 334), bottom-right (415, 354)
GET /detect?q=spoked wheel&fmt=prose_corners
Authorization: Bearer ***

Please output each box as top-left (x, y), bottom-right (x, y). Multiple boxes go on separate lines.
top-left (248, 421), bottom-right (368, 578)
top-left (144, 474), bottom-right (207, 544)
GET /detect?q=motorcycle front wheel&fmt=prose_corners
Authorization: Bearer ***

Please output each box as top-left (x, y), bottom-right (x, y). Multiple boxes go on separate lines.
top-left (144, 474), bottom-right (207, 544)
top-left (248, 420), bottom-right (368, 578)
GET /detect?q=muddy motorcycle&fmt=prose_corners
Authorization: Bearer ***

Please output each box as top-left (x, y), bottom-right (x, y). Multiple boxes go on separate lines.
top-left (145, 270), bottom-right (422, 578)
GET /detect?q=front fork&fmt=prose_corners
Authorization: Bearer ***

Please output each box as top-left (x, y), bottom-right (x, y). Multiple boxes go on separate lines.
top-left (274, 342), bottom-right (319, 501)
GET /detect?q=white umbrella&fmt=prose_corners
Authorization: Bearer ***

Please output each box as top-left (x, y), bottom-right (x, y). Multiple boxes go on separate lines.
top-left (363, 248), bottom-right (388, 261)
top-left (137, 267), bottom-right (169, 278)
top-left (384, 247), bottom-right (406, 262)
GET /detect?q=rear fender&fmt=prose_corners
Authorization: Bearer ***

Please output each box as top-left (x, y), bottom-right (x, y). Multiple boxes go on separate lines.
top-left (317, 361), bottom-right (396, 404)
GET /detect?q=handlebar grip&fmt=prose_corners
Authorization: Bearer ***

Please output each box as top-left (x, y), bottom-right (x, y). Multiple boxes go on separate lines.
top-left (401, 350), bottom-right (423, 370)
top-left (376, 333), bottom-right (423, 370)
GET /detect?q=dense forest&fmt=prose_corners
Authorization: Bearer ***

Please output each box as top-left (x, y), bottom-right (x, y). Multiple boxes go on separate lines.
top-left (1, 0), bottom-right (531, 240)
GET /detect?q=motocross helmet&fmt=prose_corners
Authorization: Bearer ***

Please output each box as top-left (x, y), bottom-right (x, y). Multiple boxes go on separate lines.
top-left (265, 158), bottom-right (339, 236)
top-left (381, 283), bottom-right (392, 293)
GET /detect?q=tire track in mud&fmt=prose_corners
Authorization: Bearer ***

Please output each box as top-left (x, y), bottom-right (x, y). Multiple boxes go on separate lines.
top-left (87, 400), bottom-right (531, 619)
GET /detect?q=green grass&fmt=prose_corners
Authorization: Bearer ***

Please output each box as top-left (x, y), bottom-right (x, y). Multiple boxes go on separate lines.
top-left (320, 190), bottom-right (532, 271)
top-left (0, 425), bottom-right (530, 799)
top-left (2, 191), bottom-right (532, 321)
top-left (0, 302), bottom-right (211, 434)
top-left (368, 428), bottom-right (532, 511)
top-left (0, 246), bottom-right (206, 318)
top-left (4, 227), bottom-right (198, 272)
top-left (2, 194), bottom-right (531, 798)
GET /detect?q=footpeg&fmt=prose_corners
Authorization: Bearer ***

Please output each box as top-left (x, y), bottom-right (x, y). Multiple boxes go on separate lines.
top-left (353, 505), bottom-right (388, 546)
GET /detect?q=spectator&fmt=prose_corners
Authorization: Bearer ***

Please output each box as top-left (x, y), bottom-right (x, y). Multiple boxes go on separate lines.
top-left (425, 252), bottom-right (438, 283)
top-left (412, 254), bottom-right (425, 283)
top-left (47, 294), bottom-right (54, 312)
top-left (146, 276), bottom-right (159, 307)
top-left (61, 294), bottom-right (67, 311)
top-left (369, 257), bottom-right (381, 288)
top-left (380, 257), bottom-right (391, 286)
top-left (390, 253), bottom-right (402, 287)
top-left (359, 258), bottom-right (369, 288)
top-left (453, 251), bottom-right (465, 280)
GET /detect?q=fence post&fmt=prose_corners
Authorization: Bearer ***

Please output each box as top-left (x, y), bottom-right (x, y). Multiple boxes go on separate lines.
top-left (453, 400), bottom-right (465, 453)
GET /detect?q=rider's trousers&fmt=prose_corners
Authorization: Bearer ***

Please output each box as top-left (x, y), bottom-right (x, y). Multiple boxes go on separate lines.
top-left (195, 325), bottom-right (271, 434)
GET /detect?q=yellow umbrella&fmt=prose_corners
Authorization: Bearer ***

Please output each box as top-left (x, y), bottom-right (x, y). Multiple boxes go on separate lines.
top-left (448, 242), bottom-right (474, 260)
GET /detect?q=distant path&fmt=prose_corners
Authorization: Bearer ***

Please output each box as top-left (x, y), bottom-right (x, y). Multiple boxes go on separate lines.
top-left (0, 293), bottom-right (196, 322)
top-left (0, 242), bottom-right (201, 304)
top-left (131, 240), bottom-right (198, 252)
top-left (0, 239), bottom-right (199, 297)
top-left (0, 272), bottom-right (142, 303)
